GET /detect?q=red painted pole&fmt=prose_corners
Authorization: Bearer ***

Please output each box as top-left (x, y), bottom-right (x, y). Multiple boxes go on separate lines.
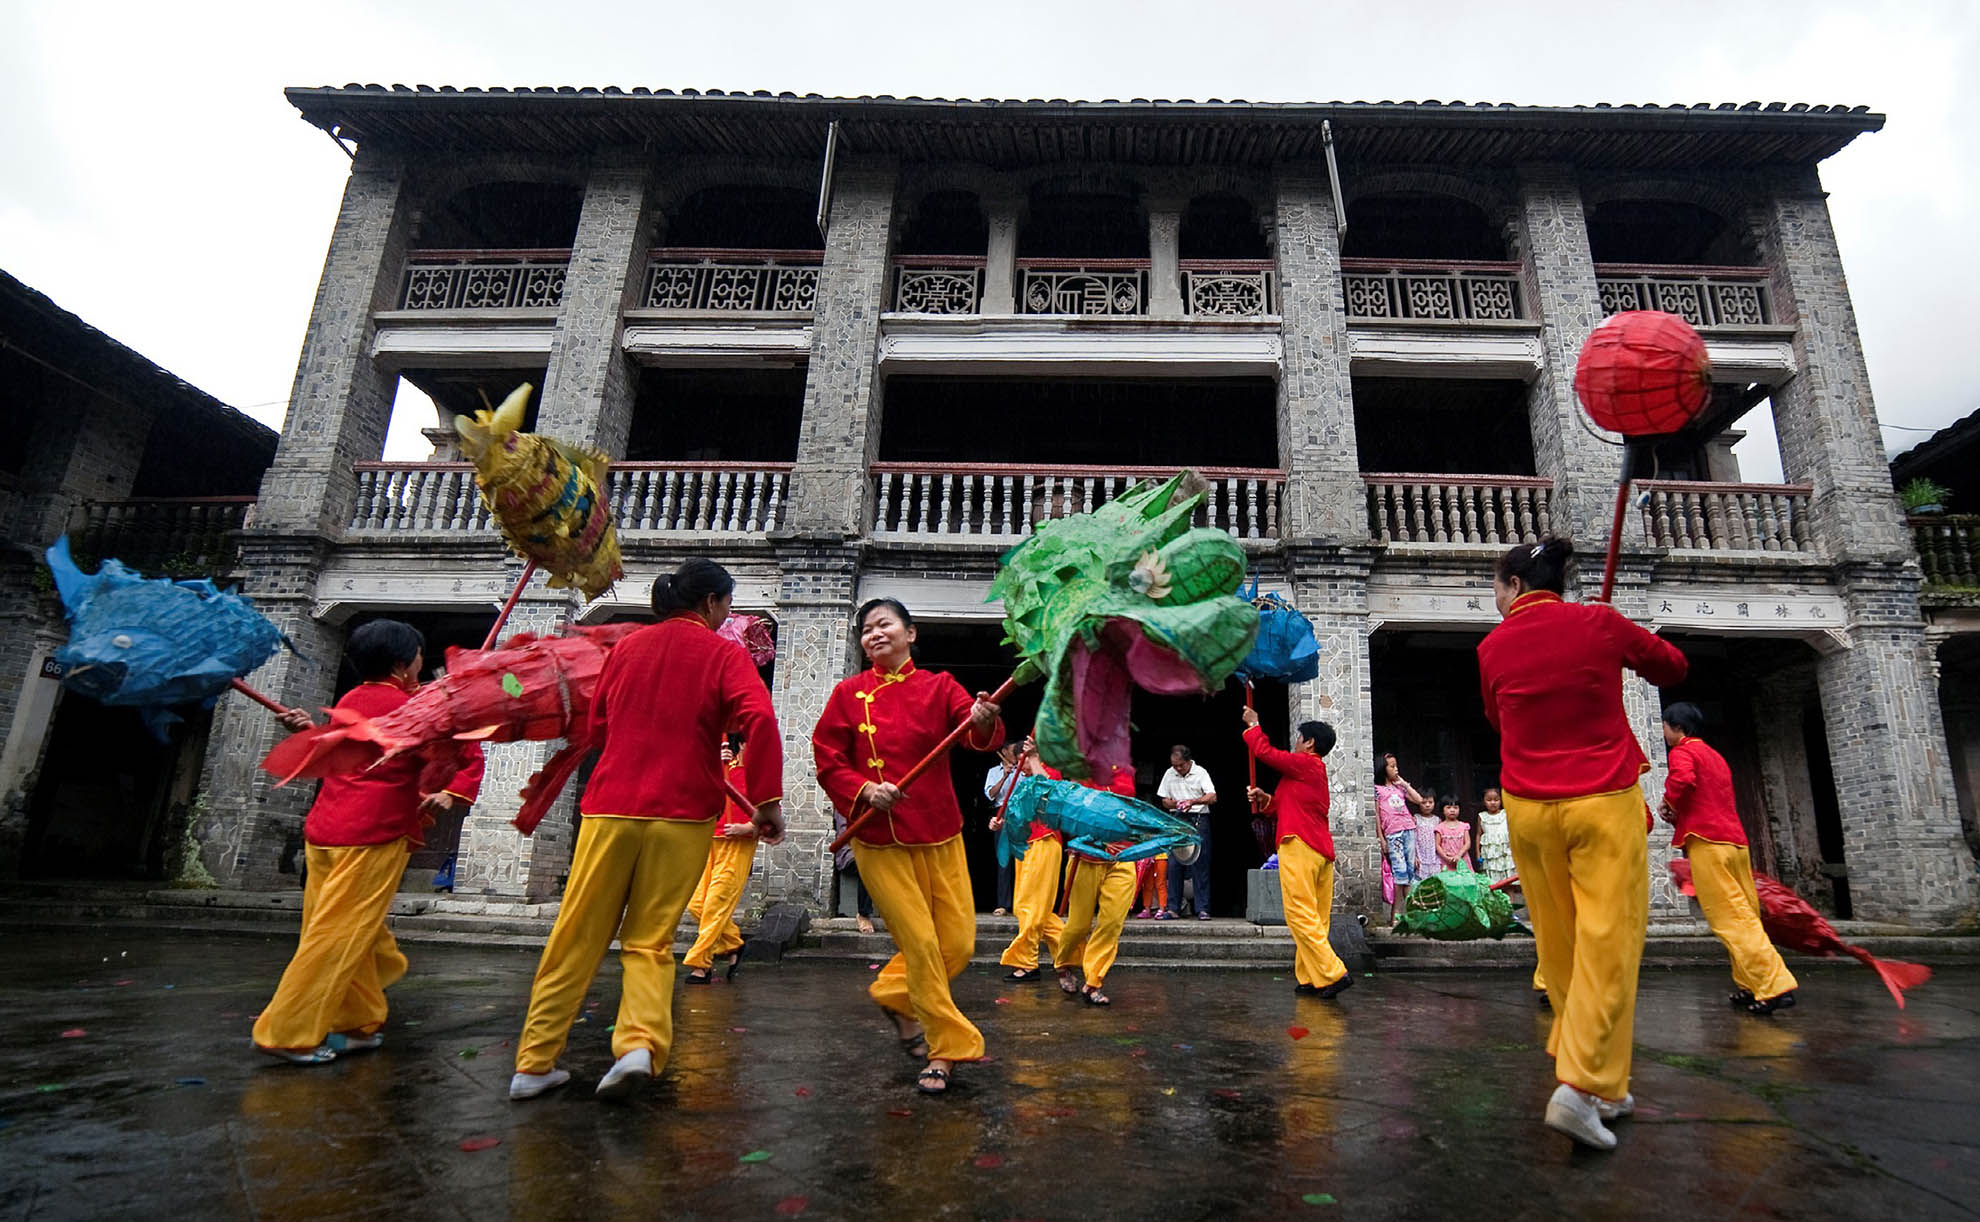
top-left (481, 560), bottom-right (539, 650)
top-left (1245, 681), bottom-right (1264, 812)
top-left (229, 677), bottom-right (291, 716)
top-left (828, 672), bottom-right (1021, 853)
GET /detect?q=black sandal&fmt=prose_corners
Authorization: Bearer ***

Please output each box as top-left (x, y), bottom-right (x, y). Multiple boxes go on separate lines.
top-left (1005, 967), bottom-right (1041, 983)
top-left (1080, 985), bottom-right (1111, 1006)
top-left (1728, 989), bottom-right (1756, 1008)
top-left (724, 952), bottom-right (742, 983)
top-left (1744, 990), bottom-right (1796, 1016)
top-left (916, 1066), bottom-right (950, 1095)
top-left (881, 1008), bottom-right (929, 1060)
top-left (685, 969), bottom-right (713, 986)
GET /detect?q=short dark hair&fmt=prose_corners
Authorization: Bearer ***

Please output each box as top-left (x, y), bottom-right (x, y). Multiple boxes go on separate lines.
top-left (855, 597), bottom-right (915, 634)
top-left (348, 619), bottom-right (423, 681)
top-left (652, 558), bottom-right (735, 615)
top-left (1495, 536), bottom-right (1573, 594)
top-left (1662, 701), bottom-right (1707, 736)
top-left (1297, 720), bottom-right (1336, 756)
top-left (1170, 744), bottom-right (1192, 762)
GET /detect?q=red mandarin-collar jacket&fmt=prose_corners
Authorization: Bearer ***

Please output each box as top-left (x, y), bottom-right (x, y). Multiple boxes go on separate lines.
top-left (304, 681), bottom-right (485, 848)
top-left (1243, 725), bottom-right (1335, 861)
top-left (813, 661), bottom-right (1005, 846)
top-left (1662, 735), bottom-right (1747, 848)
top-left (718, 748), bottom-right (756, 829)
top-left (1477, 591), bottom-right (1689, 801)
top-left (580, 614), bottom-right (783, 820)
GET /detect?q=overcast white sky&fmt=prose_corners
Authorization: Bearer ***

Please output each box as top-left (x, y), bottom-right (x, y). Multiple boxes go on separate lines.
top-left (3, 0), bottom-right (1975, 480)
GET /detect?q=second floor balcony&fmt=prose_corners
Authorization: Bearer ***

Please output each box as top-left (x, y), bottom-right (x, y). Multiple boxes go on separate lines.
top-left (872, 463), bottom-right (1284, 542)
top-left (1342, 259), bottom-right (1526, 323)
top-left (1595, 264), bottom-right (1773, 329)
top-left (642, 248), bottom-right (822, 315)
top-left (71, 496), bottom-right (255, 579)
top-left (399, 249), bottom-right (569, 311)
top-left (349, 461), bottom-right (793, 538)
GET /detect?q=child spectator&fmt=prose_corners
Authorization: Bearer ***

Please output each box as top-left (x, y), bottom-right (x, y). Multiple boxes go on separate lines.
top-left (1476, 788), bottom-right (1515, 879)
top-left (1374, 753), bottom-right (1423, 924)
top-left (1435, 797), bottom-right (1473, 872)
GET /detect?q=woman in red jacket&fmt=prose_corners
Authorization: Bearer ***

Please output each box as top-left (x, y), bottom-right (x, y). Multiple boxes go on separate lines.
top-left (812, 598), bottom-right (1003, 1096)
top-left (1476, 538), bottom-right (1688, 1150)
top-left (1658, 701), bottom-right (1797, 1014)
top-left (252, 619), bottom-right (484, 1064)
top-left (1241, 706), bottom-right (1348, 998)
top-left (510, 559), bottom-right (784, 1104)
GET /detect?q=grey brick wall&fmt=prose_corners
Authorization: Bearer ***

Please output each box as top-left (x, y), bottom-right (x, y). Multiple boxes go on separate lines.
top-left (1272, 175), bottom-right (1364, 543)
top-left (538, 151), bottom-right (651, 456)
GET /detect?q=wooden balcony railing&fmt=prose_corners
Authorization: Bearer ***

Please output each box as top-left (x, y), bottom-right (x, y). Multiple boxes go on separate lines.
top-left (348, 462), bottom-right (792, 536)
top-left (1341, 259), bottom-right (1524, 322)
top-left (1638, 480), bottom-right (1815, 552)
top-left (893, 255), bottom-right (987, 314)
top-left (872, 464), bottom-right (1283, 541)
top-left (643, 248), bottom-right (822, 314)
top-left (72, 496), bottom-right (255, 577)
top-left (1181, 260), bottom-right (1275, 317)
top-left (1017, 258), bottom-right (1150, 316)
top-left (398, 248), bottom-right (569, 310)
top-left (1594, 264), bottom-right (1772, 328)
top-left (1913, 515), bottom-right (1980, 587)
top-left (1364, 474), bottom-right (1553, 545)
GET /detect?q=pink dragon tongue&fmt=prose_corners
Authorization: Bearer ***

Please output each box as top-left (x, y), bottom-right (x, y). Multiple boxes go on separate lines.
top-left (1068, 620), bottom-right (1204, 775)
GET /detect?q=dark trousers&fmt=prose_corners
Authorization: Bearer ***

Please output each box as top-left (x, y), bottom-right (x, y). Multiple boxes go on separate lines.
top-left (837, 862), bottom-right (874, 918)
top-left (1168, 813), bottom-right (1213, 914)
top-left (996, 861), bottom-right (1014, 910)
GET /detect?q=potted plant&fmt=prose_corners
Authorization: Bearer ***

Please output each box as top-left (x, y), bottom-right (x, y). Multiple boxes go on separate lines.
top-left (1901, 477), bottom-right (1951, 515)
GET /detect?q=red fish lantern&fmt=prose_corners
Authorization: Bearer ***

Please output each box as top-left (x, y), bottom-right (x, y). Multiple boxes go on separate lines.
top-left (1573, 310), bottom-right (1712, 437)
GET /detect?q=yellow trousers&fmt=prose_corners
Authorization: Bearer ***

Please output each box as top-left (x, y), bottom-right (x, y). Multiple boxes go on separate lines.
top-left (855, 836), bottom-right (984, 1062)
top-left (1685, 836), bottom-right (1798, 1002)
top-left (683, 835), bottom-right (756, 970)
top-left (515, 815), bottom-right (715, 1075)
top-left (1505, 786), bottom-right (1648, 1102)
top-left (999, 836), bottom-right (1066, 970)
top-left (253, 840), bottom-right (411, 1051)
top-left (1052, 856), bottom-right (1137, 989)
top-left (1278, 837), bottom-right (1348, 989)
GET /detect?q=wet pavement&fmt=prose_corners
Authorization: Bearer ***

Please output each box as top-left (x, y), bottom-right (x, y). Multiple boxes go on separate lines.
top-left (0, 928), bottom-right (1974, 1221)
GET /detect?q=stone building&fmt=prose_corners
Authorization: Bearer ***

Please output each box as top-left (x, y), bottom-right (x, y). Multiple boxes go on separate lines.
top-left (0, 270), bottom-right (276, 878)
top-left (196, 87), bottom-right (1979, 925)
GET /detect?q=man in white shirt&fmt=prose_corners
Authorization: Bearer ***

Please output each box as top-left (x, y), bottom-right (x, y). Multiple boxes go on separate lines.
top-left (1156, 744), bottom-right (1217, 920)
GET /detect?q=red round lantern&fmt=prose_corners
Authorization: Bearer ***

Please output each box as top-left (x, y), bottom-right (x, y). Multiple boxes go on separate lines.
top-left (1572, 310), bottom-right (1712, 437)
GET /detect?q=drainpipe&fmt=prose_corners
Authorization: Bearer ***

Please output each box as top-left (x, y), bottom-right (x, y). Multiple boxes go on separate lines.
top-left (1322, 120), bottom-right (1346, 240)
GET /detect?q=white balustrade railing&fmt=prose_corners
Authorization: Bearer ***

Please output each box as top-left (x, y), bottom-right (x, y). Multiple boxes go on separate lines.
top-left (1364, 474), bottom-right (1554, 545)
top-left (644, 248), bottom-right (822, 313)
top-left (1017, 259), bottom-right (1149, 316)
top-left (1638, 480), bottom-right (1815, 552)
top-left (398, 249), bottom-right (569, 310)
top-left (893, 257), bottom-right (986, 314)
top-left (1595, 265), bottom-right (1772, 327)
top-left (349, 462), bottom-right (791, 535)
top-left (871, 464), bottom-right (1283, 541)
top-left (1181, 260), bottom-right (1275, 317)
top-left (1341, 259), bottom-right (1524, 322)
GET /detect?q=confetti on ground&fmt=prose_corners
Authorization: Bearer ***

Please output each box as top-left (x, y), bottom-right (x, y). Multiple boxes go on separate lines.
top-left (1288, 1026), bottom-right (1310, 1040)
top-left (175, 1077), bottom-right (206, 1087)
top-left (774, 1197), bottom-right (810, 1216)
top-left (459, 1137), bottom-right (501, 1152)
top-left (793, 1087), bottom-right (812, 1097)
top-left (37, 1085), bottom-right (67, 1094)
top-left (606, 1025), bottom-right (615, 1032)
top-left (993, 997), bottom-right (1011, 1005)
top-left (1173, 1043), bottom-right (1193, 1051)
top-left (457, 1049), bottom-right (479, 1059)
top-left (973, 1154), bottom-right (1006, 1169)
top-left (114, 980), bottom-right (133, 987)
top-left (730, 1026), bottom-right (748, 1033)
top-left (887, 1108), bottom-right (914, 1118)
top-left (59, 1029), bottom-right (86, 1039)
top-left (867, 963), bottom-right (881, 971)
top-left (1045, 1106), bottom-right (1076, 1118)
top-left (739, 1150), bottom-right (772, 1164)
top-left (162, 985), bottom-right (174, 990)
top-left (1213, 1089), bottom-right (1243, 1100)
top-left (1161, 1087), bottom-right (1176, 1096)
top-left (1302, 1193), bottom-right (1338, 1206)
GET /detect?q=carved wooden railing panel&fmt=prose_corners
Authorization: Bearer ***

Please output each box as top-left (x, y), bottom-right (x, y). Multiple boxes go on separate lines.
top-left (399, 249), bottom-right (569, 310)
top-left (1341, 259), bottom-right (1524, 322)
top-left (1363, 474), bottom-right (1553, 545)
top-left (1637, 480), bottom-right (1816, 552)
top-left (1595, 265), bottom-right (1772, 328)
top-left (643, 248), bottom-right (823, 314)
top-left (1016, 258), bottom-right (1149, 316)
top-left (871, 464), bottom-right (1283, 541)
top-left (349, 462), bottom-right (792, 535)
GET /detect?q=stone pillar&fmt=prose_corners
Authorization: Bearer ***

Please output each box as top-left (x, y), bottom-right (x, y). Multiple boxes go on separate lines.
top-left (1752, 665), bottom-right (1822, 890)
top-left (1813, 574), bottom-right (1980, 922)
top-left (1513, 163), bottom-right (1634, 550)
top-left (750, 542), bottom-right (860, 910)
top-left (1289, 549), bottom-right (1377, 912)
top-left (538, 152), bottom-right (652, 458)
top-left (785, 160), bottom-right (899, 538)
top-left (983, 194), bottom-right (1019, 315)
top-left (1148, 199), bottom-right (1184, 317)
top-left (1272, 174), bottom-right (1364, 544)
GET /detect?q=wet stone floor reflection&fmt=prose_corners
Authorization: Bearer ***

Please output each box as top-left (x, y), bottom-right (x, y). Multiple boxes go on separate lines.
top-left (0, 928), bottom-right (1974, 1220)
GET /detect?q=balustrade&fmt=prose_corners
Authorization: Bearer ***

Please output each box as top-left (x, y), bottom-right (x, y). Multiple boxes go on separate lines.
top-left (1363, 474), bottom-right (1553, 545)
top-left (348, 462), bottom-right (791, 536)
top-left (871, 464), bottom-right (1282, 541)
top-left (1341, 259), bottom-right (1524, 322)
top-left (1016, 259), bottom-right (1148, 316)
top-left (73, 497), bottom-right (254, 576)
top-left (892, 257), bottom-right (986, 314)
top-left (1595, 265), bottom-right (1771, 328)
top-left (1180, 261), bottom-right (1275, 317)
top-left (1913, 516), bottom-right (1980, 587)
top-left (1637, 480), bottom-right (1815, 552)
top-left (398, 249), bottom-right (569, 311)
top-left (644, 248), bottom-right (822, 313)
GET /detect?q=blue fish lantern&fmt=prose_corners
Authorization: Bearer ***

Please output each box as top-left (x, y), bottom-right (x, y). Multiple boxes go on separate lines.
top-left (1234, 579), bottom-right (1320, 684)
top-left (997, 774), bottom-right (1202, 867)
top-left (45, 537), bottom-right (288, 737)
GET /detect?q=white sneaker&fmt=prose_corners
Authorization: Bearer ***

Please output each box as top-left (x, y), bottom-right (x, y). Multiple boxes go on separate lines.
top-left (1544, 1083), bottom-right (1618, 1150)
top-left (594, 1048), bottom-right (652, 1100)
top-left (508, 1068), bottom-right (570, 1101)
top-left (1597, 1092), bottom-right (1635, 1121)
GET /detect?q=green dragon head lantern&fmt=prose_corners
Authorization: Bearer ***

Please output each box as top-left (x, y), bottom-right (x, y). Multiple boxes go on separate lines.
top-left (988, 472), bottom-right (1258, 780)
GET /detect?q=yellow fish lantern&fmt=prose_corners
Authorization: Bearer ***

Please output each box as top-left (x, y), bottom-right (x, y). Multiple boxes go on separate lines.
top-left (454, 383), bottom-right (624, 600)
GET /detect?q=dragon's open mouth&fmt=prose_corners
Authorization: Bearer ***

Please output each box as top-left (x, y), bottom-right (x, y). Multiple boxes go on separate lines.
top-left (1068, 618), bottom-right (1204, 777)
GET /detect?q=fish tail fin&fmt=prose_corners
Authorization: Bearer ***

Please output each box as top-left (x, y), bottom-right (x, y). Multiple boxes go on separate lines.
top-left (1850, 946), bottom-right (1931, 1009)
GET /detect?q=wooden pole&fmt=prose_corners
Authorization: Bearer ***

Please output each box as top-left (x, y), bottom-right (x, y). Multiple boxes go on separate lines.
top-left (481, 560), bottom-right (539, 650)
top-left (1596, 441), bottom-right (1646, 605)
top-left (828, 673), bottom-right (1021, 853)
top-left (228, 676), bottom-right (292, 716)
top-left (1245, 681), bottom-right (1264, 812)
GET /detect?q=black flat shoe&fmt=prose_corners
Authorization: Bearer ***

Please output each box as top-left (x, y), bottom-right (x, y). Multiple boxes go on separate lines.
top-left (1005, 967), bottom-right (1042, 982)
top-left (685, 970), bottom-right (713, 986)
top-left (1315, 976), bottom-right (1354, 1000)
top-left (1293, 983), bottom-right (1321, 996)
top-left (724, 953), bottom-right (742, 983)
top-left (1744, 990), bottom-right (1796, 1016)
top-left (1728, 989), bottom-right (1756, 1008)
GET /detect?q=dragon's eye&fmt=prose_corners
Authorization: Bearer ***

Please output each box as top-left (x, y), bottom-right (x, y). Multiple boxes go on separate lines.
top-left (111, 634), bottom-right (134, 649)
top-left (1128, 551), bottom-right (1172, 600)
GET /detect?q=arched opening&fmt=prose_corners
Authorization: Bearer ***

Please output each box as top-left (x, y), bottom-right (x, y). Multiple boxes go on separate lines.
top-left (1180, 193), bottom-right (1268, 260)
top-left (1586, 199), bottom-right (1756, 266)
top-left (664, 185), bottom-right (823, 251)
top-left (1343, 192), bottom-right (1506, 261)
top-left (1018, 189), bottom-right (1148, 259)
top-left (412, 182), bottom-right (585, 250)
top-left (898, 190), bottom-right (988, 256)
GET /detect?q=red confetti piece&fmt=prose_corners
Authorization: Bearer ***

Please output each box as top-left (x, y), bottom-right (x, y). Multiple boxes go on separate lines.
top-left (459, 1137), bottom-right (501, 1152)
top-left (775, 1198), bottom-right (810, 1216)
top-left (888, 1108), bottom-right (914, 1117)
top-left (1214, 1089), bottom-right (1243, 1100)
top-left (973, 1154), bottom-right (1006, 1169)
top-left (993, 997), bottom-right (1012, 1005)
top-left (1045, 1106), bottom-right (1076, 1118)
top-left (1288, 1026), bottom-right (1310, 1041)
top-left (730, 1026), bottom-right (748, 1033)
top-left (1130, 1049), bottom-right (1148, 1058)
top-left (867, 963), bottom-right (881, 970)
top-left (114, 980), bottom-right (134, 987)
top-left (1125, 1024), bottom-right (1141, 1032)
top-left (59, 1029), bottom-right (86, 1039)
top-left (793, 1087), bottom-right (812, 1097)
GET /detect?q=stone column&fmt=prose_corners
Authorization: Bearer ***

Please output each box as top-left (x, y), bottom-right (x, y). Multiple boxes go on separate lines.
top-left (1148, 199), bottom-right (1184, 317)
top-left (538, 151), bottom-right (652, 458)
top-left (1272, 174), bottom-right (1364, 545)
top-left (1752, 665), bottom-right (1822, 890)
top-left (785, 160), bottom-right (899, 538)
top-left (982, 193), bottom-right (1019, 315)
top-left (1289, 549), bottom-right (1378, 912)
top-left (1513, 163), bottom-right (1634, 551)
